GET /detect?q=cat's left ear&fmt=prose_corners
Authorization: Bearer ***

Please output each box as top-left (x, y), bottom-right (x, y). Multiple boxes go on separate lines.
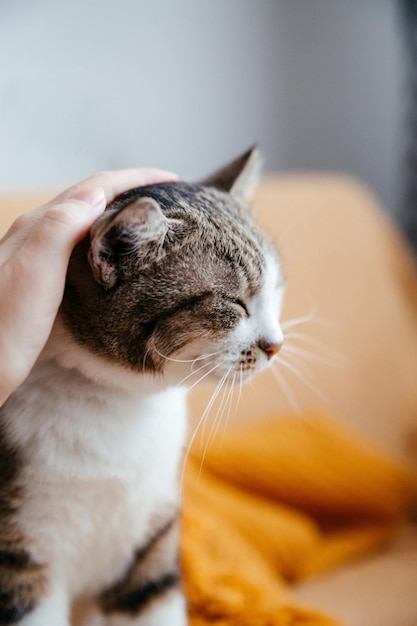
top-left (199, 146), bottom-right (262, 203)
top-left (88, 198), bottom-right (168, 289)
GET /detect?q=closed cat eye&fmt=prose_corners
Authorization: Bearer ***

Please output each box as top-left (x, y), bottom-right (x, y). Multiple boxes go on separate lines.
top-left (232, 299), bottom-right (249, 317)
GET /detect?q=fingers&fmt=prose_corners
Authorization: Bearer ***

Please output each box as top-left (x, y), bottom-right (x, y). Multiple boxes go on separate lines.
top-left (22, 165), bottom-right (179, 261)
top-left (2, 167), bottom-right (180, 325)
top-left (0, 188), bottom-right (109, 398)
top-left (52, 167), bottom-right (178, 206)
top-left (1, 188), bottom-right (106, 266)
top-left (4, 188), bottom-right (107, 328)
top-left (1, 167), bottom-right (178, 263)
top-left (22, 188), bottom-right (107, 270)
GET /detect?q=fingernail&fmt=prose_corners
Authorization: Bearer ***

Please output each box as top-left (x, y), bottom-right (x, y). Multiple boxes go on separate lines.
top-left (72, 187), bottom-right (106, 207)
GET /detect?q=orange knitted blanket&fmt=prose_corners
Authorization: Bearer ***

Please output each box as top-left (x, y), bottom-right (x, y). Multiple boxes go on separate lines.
top-left (181, 414), bottom-right (417, 625)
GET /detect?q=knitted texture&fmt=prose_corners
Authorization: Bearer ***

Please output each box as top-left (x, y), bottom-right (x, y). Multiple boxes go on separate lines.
top-left (181, 413), bottom-right (417, 625)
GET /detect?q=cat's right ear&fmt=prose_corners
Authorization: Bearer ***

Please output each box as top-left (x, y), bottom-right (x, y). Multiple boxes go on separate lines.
top-left (88, 198), bottom-right (168, 289)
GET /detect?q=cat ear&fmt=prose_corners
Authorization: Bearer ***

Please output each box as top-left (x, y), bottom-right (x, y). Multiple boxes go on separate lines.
top-left (88, 197), bottom-right (168, 289)
top-left (199, 146), bottom-right (262, 203)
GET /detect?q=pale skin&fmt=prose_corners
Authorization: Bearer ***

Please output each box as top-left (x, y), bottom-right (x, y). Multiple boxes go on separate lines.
top-left (0, 168), bottom-right (177, 406)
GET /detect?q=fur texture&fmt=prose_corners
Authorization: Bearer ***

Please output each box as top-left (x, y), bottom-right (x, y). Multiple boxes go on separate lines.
top-left (0, 149), bottom-right (284, 625)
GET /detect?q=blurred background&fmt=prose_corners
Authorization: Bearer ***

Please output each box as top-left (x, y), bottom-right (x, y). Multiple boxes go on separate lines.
top-left (0, 0), bottom-right (410, 221)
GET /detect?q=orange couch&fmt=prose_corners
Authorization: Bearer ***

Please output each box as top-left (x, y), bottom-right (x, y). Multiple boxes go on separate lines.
top-left (1, 175), bottom-right (417, 626)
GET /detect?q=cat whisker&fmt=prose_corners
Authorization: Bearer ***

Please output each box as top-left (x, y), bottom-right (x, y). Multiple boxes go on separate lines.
top-left (184, 363), bottom-right (219, 393)
top-left (142, 346), bottom-right (152, 372)
top-left (269, 364), bottom-right (301, 414)
top-left (200, 368), bottom-right (231, 445)
top-left (152, 341), bottom-right (220, 365)
top-left (272, 322), bottom-right (344, 410)
top-left (203, 367), bottom-right (236, 460)
top-left (238, 365), bottom-right (243, 405)
top-left (219, 370), bottom-right (239, 447)
top-left (281, 306), bottom-right (318, 331)
top-left (274, 355), bottom-right (328, 404)
top-left (180, 364), bottom-right (224, 491)
top-left (217, 369), bottom-right (242, 448)
top-left (283, 331), bottom-right (349, 366)
top-left (200, 368), bottom-right (233, 475)
top-left (282, 343), bottom-right (346, 369)
top-left (190, 351), bottom-right (222, 370)
top-left (175, 359), bottom-right (216, 388)
top-left (280, 348), bottom-right (315, 378)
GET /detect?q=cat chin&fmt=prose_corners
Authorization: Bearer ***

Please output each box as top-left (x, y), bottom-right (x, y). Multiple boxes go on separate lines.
top-left (42, 318), bottom-right (171, 394)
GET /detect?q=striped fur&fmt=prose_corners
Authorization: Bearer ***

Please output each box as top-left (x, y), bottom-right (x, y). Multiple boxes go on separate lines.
top-left (99, 516), bottom-right (180, 618)
top-left (0, 424), bottom-right (49, 625)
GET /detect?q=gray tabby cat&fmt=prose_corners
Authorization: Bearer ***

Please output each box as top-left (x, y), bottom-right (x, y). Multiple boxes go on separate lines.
top-left (0, 148), bottom-right (284, 626)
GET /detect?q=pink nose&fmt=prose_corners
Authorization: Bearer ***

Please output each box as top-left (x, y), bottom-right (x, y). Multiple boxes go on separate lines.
top-left (258, 339), bottom-right (283, 360)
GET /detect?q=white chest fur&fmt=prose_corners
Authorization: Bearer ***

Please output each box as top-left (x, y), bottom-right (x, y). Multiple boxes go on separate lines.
top-left (3, 348), bottom-right (188, 598)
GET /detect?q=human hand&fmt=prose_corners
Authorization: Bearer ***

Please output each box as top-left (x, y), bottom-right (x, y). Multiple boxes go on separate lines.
top-left (0, 168), bottom-right (177, 405)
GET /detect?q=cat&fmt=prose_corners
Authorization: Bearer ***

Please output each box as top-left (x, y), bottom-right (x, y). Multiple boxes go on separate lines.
top-left (0, 148), bottom-right (284, 626)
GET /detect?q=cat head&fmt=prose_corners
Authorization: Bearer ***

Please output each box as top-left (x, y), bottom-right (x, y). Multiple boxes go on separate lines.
top-left (58, 148), bottom-right (284, 390)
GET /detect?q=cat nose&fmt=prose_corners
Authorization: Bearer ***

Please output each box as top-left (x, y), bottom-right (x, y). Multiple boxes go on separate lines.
top-left (258, 339), bottom-right (283, 360)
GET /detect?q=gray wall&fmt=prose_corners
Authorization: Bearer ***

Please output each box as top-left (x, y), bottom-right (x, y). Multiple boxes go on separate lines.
top-left (0, 0), bottom-right (404, 213)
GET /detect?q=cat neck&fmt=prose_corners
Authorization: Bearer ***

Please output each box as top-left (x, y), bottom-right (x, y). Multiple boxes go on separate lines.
top-left (41, 317), bottom-right (173, 395)
top-left (2, 319), bottom-right (188, 479)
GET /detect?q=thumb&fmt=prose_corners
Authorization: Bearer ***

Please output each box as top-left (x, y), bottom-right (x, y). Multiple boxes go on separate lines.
top-left (24, 187), bottom-right (106, 262)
